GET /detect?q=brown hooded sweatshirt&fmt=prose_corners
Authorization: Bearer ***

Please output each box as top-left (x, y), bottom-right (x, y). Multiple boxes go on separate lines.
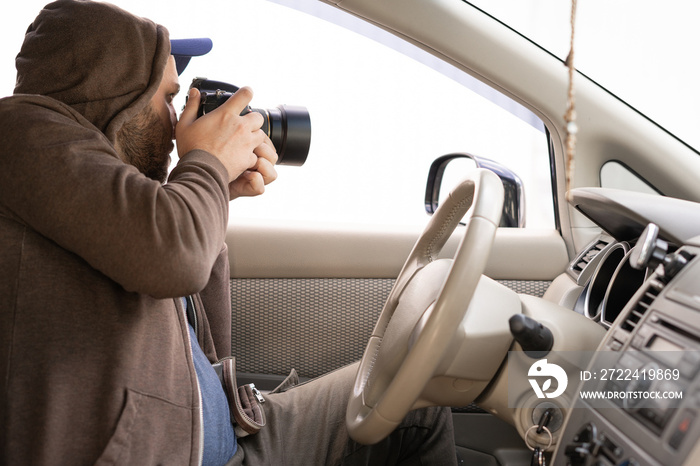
top-left (0, 1), bottom-right (232, 464)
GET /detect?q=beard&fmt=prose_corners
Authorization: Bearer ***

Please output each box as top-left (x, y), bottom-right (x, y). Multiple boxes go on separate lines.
top-left (115, 104), bottom-right (174, 183)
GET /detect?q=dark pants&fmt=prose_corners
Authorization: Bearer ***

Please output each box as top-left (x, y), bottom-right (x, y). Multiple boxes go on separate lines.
top-left (226, 362), bottom-right (457, 465)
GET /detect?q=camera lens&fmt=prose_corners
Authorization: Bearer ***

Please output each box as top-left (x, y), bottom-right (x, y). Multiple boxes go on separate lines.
top-left (249, 105), bottom-right (311, 166)
top-left (191, 78), bottom-right (312, 167)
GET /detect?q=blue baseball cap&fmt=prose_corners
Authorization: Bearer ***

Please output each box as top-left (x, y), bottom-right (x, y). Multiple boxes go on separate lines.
top-left (170, 38), bottom-right (213, 75)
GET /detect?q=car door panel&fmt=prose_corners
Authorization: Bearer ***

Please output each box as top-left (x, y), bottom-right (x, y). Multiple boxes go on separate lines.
top-left (227, 220), bottom-right (568, 281)
top-left (227, 220), bottom-right (568, 380)
top-left (228, 220), bottom-right (562, 464)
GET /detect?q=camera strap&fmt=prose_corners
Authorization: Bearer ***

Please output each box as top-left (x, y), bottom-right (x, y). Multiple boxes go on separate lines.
top-left (214, 356), bottom-right (267, 437)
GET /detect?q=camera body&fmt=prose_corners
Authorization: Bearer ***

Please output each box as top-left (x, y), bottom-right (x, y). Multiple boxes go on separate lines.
top-left (189, 78), bottom-right (311, 166)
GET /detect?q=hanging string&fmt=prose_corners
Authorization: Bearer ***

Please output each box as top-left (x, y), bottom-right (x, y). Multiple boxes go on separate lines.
top-left (564, 0), bottom-right (578, 202)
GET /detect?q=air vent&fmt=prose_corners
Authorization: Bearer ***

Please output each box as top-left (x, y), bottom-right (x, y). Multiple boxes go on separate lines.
top-left (620, 280), bottom-right (663, 332)
top-left (568, 238), bottom-right (611, 282)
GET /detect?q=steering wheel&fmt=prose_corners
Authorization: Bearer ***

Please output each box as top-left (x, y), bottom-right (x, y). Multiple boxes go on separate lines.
top-left (346, 168), bottom-right (504, 444)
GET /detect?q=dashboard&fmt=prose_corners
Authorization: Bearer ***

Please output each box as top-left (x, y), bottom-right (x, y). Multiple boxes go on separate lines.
top-left (550, 188), bottom-right (700, 465)
top-left (570, 235), bottom-right (648, 328)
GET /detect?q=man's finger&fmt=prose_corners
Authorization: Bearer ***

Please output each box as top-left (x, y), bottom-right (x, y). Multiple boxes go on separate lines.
top-left (221, 86), bottom-right (256, 116)
top-left (254, 137), bottom-right (278, 166)
top-left (178, 88), bottom-right (200, 127)
top-left (254, 157), bottom-right (278, 185)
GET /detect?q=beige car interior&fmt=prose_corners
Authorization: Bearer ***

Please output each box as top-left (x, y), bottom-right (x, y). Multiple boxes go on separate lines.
top-left (225, 0), bottom-right (700, 464)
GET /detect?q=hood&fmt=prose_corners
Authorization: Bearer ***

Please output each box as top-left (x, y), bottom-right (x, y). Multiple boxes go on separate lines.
top-left (14, 0), bottom-right (170, 144)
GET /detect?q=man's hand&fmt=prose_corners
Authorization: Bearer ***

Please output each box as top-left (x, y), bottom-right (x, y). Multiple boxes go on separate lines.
top-left (228, 135), bottom-right (278, 199)
top-left (176, 86), bottom-right (278, 198)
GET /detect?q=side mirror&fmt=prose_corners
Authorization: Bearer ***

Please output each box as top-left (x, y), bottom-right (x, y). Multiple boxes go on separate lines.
top-left (425, 153), bottom-right (525, 228)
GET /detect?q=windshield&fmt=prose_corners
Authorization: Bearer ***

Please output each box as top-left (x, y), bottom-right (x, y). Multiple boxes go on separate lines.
top-left (467, 0), bottom-right (700, 152)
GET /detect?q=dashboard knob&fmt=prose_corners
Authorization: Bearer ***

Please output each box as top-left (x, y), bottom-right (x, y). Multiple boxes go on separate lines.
top-left (629, 223), bottom-right (667, 271)
top-left (508, 314), bottom-right (553, 357)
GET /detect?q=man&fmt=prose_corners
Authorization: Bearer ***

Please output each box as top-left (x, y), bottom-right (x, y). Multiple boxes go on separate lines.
top-left (0, 1), bottom-right (456, 464)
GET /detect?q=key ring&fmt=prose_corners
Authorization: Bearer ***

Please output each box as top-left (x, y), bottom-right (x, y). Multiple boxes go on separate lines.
top-left (525, 424), bottom-right (553, 451)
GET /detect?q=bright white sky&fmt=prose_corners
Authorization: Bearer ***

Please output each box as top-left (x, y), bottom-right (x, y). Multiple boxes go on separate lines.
top-left (4, 0), bottom-right (684, 148)
top-left (469, 0), bottom-right (700, 151)
top-left (0, 0), bottom-right (550, 227)
top-left (2, 0), bottom-right (697, 228)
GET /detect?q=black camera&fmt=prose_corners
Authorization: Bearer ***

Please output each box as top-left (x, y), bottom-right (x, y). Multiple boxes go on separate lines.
top-left (190, 78), bottom-right (311, 166)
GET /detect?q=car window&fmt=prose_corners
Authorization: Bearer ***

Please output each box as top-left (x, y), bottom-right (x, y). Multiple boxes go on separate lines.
top-left (3, 0), bottom-right (554, 229)
top-left (466, 0), bottom-right (700, 155)
top-left (200, 1), bottom-right (555, 229)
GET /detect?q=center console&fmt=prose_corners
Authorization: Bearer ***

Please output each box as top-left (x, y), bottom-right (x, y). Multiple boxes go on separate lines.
top-left (553, 244), bottom-right (700, 465)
